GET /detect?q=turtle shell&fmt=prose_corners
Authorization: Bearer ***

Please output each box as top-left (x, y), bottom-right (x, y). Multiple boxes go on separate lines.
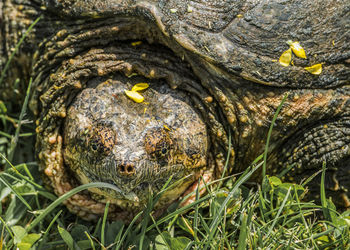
top-left (41, 0), bottom-right (350, 88)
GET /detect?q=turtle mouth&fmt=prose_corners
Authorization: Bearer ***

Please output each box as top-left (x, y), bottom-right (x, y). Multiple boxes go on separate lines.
top-left (79, 160), bottom-right (195, 205)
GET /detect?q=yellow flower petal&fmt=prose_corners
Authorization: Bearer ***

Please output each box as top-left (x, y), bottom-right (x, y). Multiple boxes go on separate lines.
top-left (131, 83), bottom-right (149, 92)
top-left (131, 41), bottom-right (142, 46)
top-left (304, 63), bottom-right (322, 75)
top-left (163, 124), bottom-right (171, 131)
top-left (187, 5), bottom-right (193, 13)
top-left (125, 90), bottom-right (144, 103)
top-left (288, 41), bottom-right (307, 59)
top-left (279, 48), bottom-right (292, 67)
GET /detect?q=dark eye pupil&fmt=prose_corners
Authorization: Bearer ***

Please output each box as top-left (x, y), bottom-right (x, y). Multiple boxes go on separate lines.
top-left (92, 144), bottom-right (98, 150)
top-left (161, 148), bottom-right (167, 154)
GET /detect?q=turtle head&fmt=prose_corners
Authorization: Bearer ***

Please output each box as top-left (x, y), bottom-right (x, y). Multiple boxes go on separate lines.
top-left (63, 78), bottom-right (208, 207)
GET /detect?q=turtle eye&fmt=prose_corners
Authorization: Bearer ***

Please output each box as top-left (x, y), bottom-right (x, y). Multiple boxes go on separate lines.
top-left (91, 140), bottom-right (99, 151)
top-left (88, 124), bottom-right (116, 154)
top-left (144, 127), bottom-right (172, 159)
top-left (152, 143), bottom-right (170, 159)
top-left (161, 147), bottom-right (167, 155)
top-left (156, 142), bottom-right (170, 157)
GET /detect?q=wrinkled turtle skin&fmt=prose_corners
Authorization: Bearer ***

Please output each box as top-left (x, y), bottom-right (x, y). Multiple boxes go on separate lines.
top-left (1, 0), bottom-right (350, 220)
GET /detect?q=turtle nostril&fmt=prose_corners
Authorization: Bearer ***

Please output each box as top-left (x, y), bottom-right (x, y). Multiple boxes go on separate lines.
top-left (120, 165), bottom-right (125, 172)
top-left (118, 163), bottom-right (135, 176)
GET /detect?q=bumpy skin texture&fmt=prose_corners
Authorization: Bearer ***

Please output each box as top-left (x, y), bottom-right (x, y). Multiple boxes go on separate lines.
top-left (1, 0), bottom-right (350, 220)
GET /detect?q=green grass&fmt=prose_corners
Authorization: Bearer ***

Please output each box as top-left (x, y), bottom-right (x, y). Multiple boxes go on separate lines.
top-left (0, 20), bottom-right (349, 250)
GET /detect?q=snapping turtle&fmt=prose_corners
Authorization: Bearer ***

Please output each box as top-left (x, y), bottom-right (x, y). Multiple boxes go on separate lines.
top-left (1, 0), bottom-right (350, 220)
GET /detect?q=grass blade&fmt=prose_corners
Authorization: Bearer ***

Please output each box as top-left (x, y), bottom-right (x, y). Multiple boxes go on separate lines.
top-left (7, 78), bottom-right (33, 164)
top-left (262, 93), bottom-right (288, 179)
top-left (101, 201), bottom-right (109, 247)
top-left (0, 17), bottom-right (42, 86)
top-left (237, 212), bottom-right (248, 250)
top-left (25, 182), bottom-right (126, 232)
top-left (146, 195), bottom-right (211, 233)
top-left (150, 214), bottom-right (171, 250)
top-left (205, 162), bottom-right (261, 250)
top-left (266, 187), bottom-right (291, 238)
top-left (193, 178), bottom-right (200, 242)
top-left (0, 175), bottom-right (32, 210)
top-left (113, 223), bottom-right (125, 246)
top-left (0, 216), bottom-right (14, 239)
top-left (85, 232), bottom-right (96, 250)
top-left (320, 161), bottom-right (333, 222)
top-left (220, 129), bottom-right (232, 180)
top-left (58, 225), bottom-right (76, 249)
top-left (115, 211), bottom-right (143, 250)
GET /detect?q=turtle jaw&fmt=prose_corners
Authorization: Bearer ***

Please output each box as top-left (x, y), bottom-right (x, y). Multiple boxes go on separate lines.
top-left (71, 152), bottom-right (205, 207)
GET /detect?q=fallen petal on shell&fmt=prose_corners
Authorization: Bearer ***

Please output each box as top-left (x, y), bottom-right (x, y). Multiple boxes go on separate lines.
top-left (131, 83), bottom-right (149, 92)
top-left (279, 48), bottom-right (292, 67)
top-left (289, 41), bottom-right (307, 59)
top-left (125, 90), bottom-right (145, 103)
top-left (304, 63), bottom-right (322, 75)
